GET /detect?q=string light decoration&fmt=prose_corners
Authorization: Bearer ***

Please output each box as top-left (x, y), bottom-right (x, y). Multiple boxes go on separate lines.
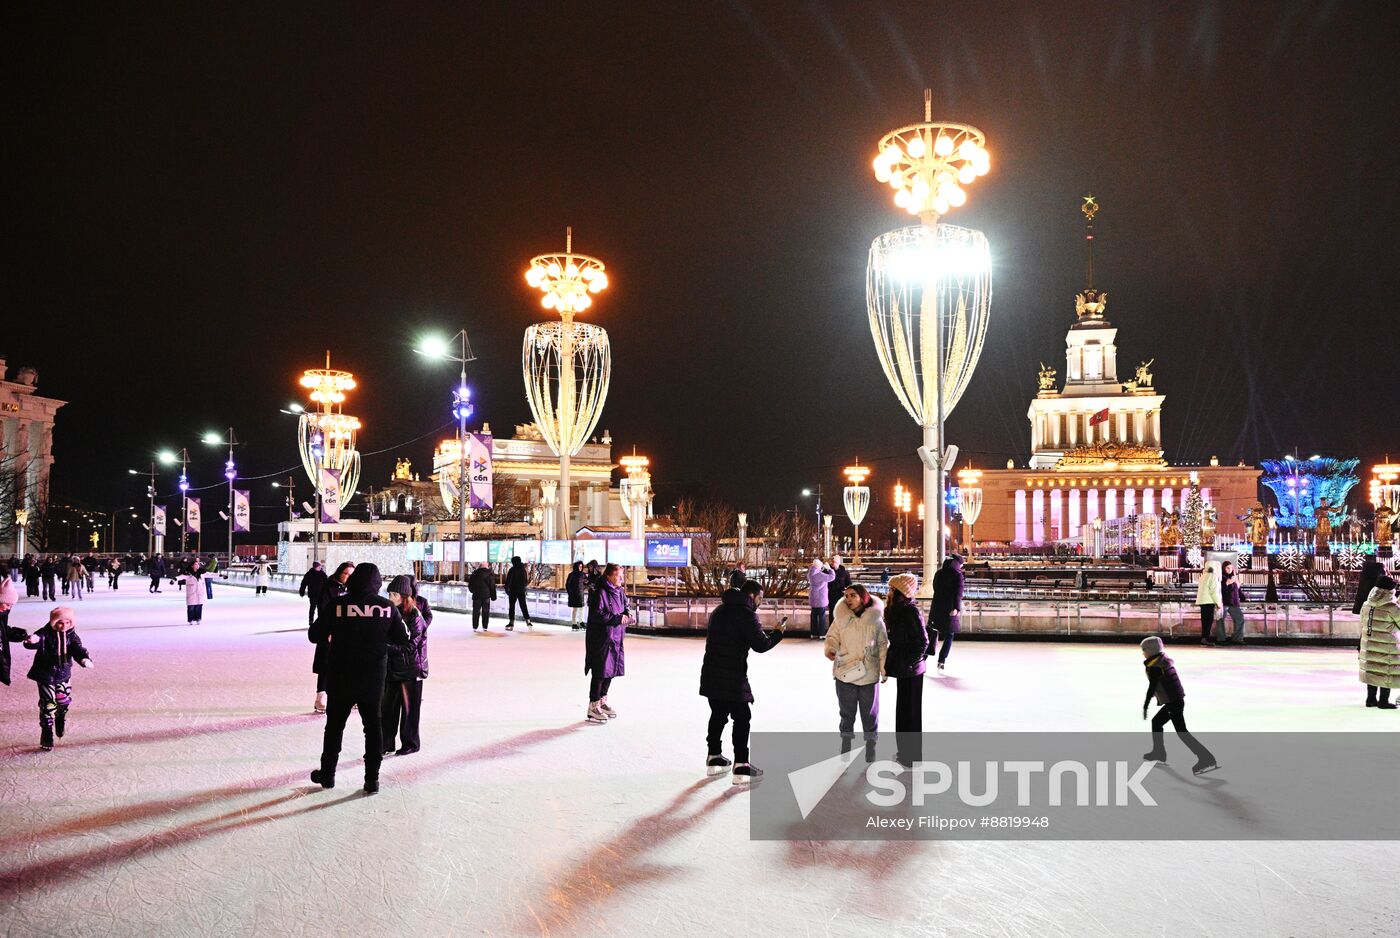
top-left (1182, 472), bottom-right (1204, 568)
top-left (296, 356), bottom-right (362, 502)
top-left (843, 461), bottom-right (871, 562)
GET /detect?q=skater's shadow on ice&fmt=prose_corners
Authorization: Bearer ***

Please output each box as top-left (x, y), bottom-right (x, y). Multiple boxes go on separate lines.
top-left (83, 623), bottom-right (197, 631)
top-left (388, 724), bottom-right (585, 784)
top-left (1152, 764), bottom-right (1260, 827)
top-left (0, 713), bottom-right (313, 759)
top-left (518, 776), bottom-right (739, 933)
top-left (251, 628), bottom-right (308, 635)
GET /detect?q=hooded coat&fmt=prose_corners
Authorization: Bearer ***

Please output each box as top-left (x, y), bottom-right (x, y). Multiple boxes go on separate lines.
top-left (1, 607), bottom-right (29, 686)
top-left (385, 574), bottom-right (428, 680)
top-left (565, 564), bottom-right (587, 608)
top-left (1195, 562), bottom-right (1223, 607)
top-left (25, 621), bottom-right (91, 684)
top-left (467, 565), bottom-right (497, 602)
top-left (1359, 585), bottom-right (1400, 690)
top-left (504, 559), bottom-right (528, 598)
top-left (584, 579), bottom-right (628, 680)
top-left (698, 588), bottom-right (784, 702)
top-left (1354, 560), bottom-right (1385, 616)
top-left (307, 564), bottom-right (409, 687)
top-left (883, 592), bottom-right (928, 679)
top-left (930, 557), bottom-right (964, 630)
top-left (179, 568), bottom-right (210, 606)
top-left (311, 569), bottom-right (352, 675)
top-left (1144, 652), bottom-right (1186, 706)
top-left (299, 566), bottom-right (328, 606)
top-left (824, 595), bottom-right (888, 685)
top-left (807, 562), bottom-right (835, 610)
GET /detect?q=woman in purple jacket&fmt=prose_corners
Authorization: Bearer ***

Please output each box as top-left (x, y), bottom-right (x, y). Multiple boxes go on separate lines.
top-left (585, 564), bottom-right (631, 724)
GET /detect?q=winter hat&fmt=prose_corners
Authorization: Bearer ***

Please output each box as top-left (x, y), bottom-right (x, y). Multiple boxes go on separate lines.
top-left (386, 574), bottom-right (415, 597)
top-left (888, 573), bottom-right (918, 598)
top-left (0, 578), bottom-right (17, 606)
top-left (1377, 575), bottom-right (1398, 592)
top-left (49, 606), bottom-right (76, 631)
top-left (1140, 636), bottom-right (1164, 656)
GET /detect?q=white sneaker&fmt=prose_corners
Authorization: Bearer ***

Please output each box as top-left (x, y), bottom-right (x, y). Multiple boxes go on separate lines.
top-left (314, 691), bottom-right (327, 714)
top-left (586, 702), bottom-right (608, 724)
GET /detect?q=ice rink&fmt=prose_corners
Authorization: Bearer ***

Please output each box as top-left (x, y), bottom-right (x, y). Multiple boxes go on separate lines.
top-left (2, 583), bottom-right (1397, 937)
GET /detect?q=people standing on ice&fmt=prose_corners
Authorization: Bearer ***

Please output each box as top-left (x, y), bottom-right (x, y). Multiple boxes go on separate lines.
top-left (6, 555), bottom-right (17, 582)
top-left (1214, 560), bottom-right (1245, 645)
top-left (467, 562), bottom-right (496, 631)
top-left (23, 555), bottom-right (40, 597)
top-left (147, 554), bottom-right (165, 593)
top-left (308, 563), bottom-right (409, 794)
top-left (1, 579), bottom-right (34, 688)
top-left (204, 554), bottom-right (218, 599)
top-left (83, 554), bottom-right (97, 592)
top-left (178, 559), bottom-right (212, 624)
top-left (309, 562), bottom-right (354, 714)
top-left (699, 578), bottom-right (786, 784)
top-left (928, 555), bottom-right (964, 671)
top-left (504, 556), bottom-right (532, 630)
top-left (1353, 555), bottom-right (1384, 615)
top-left (253, 555), bottom-right (272, 595)
top-left (65, 557), bottom-right (86, 602)
top-left (565, 560), bottom-right (587, 630)
top-left (824, 584), bottom-right (888, 761)
top-left (1359, 575), bottom-right (1400, 709)
top-left (584, 563), bottom-right (630, 724)
top-left (107, 557), bottom-right (122, 590)
top-left (585, 559), bottom-right (604, 596)
top-left (883, 573), bottom-right (928, 768)
top-left (23, 606), bottom-right (93, 751)
top-left (1139, 636), bottom-right (1218, 775)
top-left (728, 561), bottom-right (747, 590)
top-left (828, 557), bottom-right (852, 626)
top-left (299, 561), bottom-right (328, 626)
top-left (382, 574), bottom-right (427, 756)
top-left (1195, 561), bottom-right (1222, 646)
top-left (807, 559), bottom-right (835, 640)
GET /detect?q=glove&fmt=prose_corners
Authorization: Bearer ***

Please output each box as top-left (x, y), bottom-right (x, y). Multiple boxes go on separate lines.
top-left (80, 659), bottom-right (93, 669)
top-left (1142, 704), bottom-right (1148, 721)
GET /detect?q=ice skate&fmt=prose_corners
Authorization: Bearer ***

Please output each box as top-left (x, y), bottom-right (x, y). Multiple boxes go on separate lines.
top-left (313, 691), bottom-right (327, 714)
top-left (310, 769), bottom-right (335, 789)
top-left (864, 740), bottom-right (876, 763)
top-left (40, 726), bottom-right (54, 751)
top-left (731, 763), bottom-right (763, 785)
top-left (1142, 750), bottom-right (1168, 764)
top-left (55, 711), bottom-right (66, 738)
top-left (706, 754), bottom-right (733, 776)
top-left (937, 661), bottom-right (946, 672)
top-left (364, 777), bottom-right (380, 795)
top-left (505, 623), bottom-right (514, 631)
top-left (586, 702), bottom-right (608, 724)
top-left (599, 698), bottom-right (618, 719)
top-left (396, 745), bottom-right (419, 756)
top-left (1192, 759), bottom-right (1221, 776)
top-left (526, 620), bottom-right (533, 630)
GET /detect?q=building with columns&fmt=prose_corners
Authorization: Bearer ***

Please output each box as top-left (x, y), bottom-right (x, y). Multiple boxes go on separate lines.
top-left (1, 357), bottom-right (66, 555)
top-left (964, 198), bottom-right (1259, 549)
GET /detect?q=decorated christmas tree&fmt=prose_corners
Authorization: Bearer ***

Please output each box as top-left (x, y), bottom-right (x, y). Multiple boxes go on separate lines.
top-left (1182, 476), bottom-right (1204, 568)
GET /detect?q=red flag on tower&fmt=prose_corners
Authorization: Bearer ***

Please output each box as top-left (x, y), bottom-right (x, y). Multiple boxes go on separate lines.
top-left (1089, 408), bottom-right (1110, 426)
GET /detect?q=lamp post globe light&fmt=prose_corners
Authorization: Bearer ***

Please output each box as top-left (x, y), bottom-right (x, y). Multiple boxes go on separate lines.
top-left (619, 451), bottom-right (652, 542)
top-left (867, 89), bottom-right (993, 590)
top-left (842, 462), bottom-right (871, 563)
top-left (296, 357), bottom-right (362, 567)
top-left (158, 447), bottom-right (192, 554)
top-left (203, 429), bottom-right (241, 563)
top-left (522, 227), bottom-right (612, 540)
top-left (956, 465), bottom-right (984, 557)
top-left (416, 330), bottom-right (477, 582)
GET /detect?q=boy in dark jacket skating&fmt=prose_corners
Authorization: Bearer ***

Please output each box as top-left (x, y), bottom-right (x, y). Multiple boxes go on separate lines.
top-left (24, 606), bottom-right (93, 750)
top-left (699, 580), bottom-right (786, 785)
top-left (467, 563), bottom-right (496, 631)
top-left (1140, 636), bottom-right (1218, 775)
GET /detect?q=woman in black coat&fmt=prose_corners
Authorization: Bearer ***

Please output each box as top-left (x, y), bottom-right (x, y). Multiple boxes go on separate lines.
top-left (382, 574), bottom-right (427, 756)
top-left (311, 562), bottom-right (354, 713)
top-left (884, 574), bottom-right (928, 767)
top-left (565, 561), bottom-right (587, 630)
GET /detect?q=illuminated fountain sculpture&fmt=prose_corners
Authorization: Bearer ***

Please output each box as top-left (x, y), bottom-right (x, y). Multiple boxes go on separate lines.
top-left (297, 358), bottom-right (362, 504)
top-left (843, 462), bottom-right (870, 562)
top-left (522, 228), bottom-right (612, 538)
top-left (867, 89), bottom-right (993, 589)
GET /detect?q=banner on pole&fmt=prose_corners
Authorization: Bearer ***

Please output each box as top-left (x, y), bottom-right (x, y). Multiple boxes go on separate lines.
top-left (1089, 408), bottom-right (1110, 426)
top-left (232, 489), bottom-right (251, 532)
top-left (468, 433), bottom-right (494, 509)
top-left (185, 497), bottom-right (201, 534)
top-left (320, 468), bottom-right (342, 523)
top-left (152, 505), bottom-right (166, 539)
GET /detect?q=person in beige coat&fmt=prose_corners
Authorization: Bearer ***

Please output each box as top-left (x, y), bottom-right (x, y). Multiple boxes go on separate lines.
top-left (824, 583), bottom-right (888, 760)
top-left (1359, 575), bottom-right (1400, 709)
top-left (1194, 561), bottom-right (1222, 645)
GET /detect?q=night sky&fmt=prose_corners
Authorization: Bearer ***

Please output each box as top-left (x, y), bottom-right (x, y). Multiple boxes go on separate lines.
top-left (9, 2), bottom-right (1398, 535)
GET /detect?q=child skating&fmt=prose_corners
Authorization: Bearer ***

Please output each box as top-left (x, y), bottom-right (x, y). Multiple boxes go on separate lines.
top-left (24, 606), bottom-right (94, 751)
top-left (179, 561), bottom-right (212, 624)
top-left (1140, 636), bottom-right (1218, 776)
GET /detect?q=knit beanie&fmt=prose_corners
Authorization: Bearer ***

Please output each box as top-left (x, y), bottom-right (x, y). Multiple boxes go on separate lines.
top-left (1377, 575), bottom-right (1397, 592)
top-left (888, 573), bottom-right (918, 599)
top-left (0, 578), bottom-right (17, 605)
top-left (1140, 635), bottom-right (1164, 656)
top-left (386, 574), bottom-right (415, 597)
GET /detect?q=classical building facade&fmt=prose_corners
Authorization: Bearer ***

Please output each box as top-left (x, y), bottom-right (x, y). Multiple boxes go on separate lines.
top-left (1, 357), bottom-right (66, 555)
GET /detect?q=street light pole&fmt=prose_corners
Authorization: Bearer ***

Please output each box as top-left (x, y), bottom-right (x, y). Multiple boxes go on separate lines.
top-left (129, 462), bottom-right (157, 555)
top-left (414, 328), bottom-right (477, 582)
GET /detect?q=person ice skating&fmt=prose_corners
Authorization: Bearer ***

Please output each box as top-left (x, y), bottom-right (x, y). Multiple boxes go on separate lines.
top-left (24, 606), bottom-right (93, 751)
top-left (584, 563), bottom-right (630, 724)
top-left (1353, 556), bottom-right (1385, 616)
top-left (204, 555), bottom-right (218, 599)
top-left (308, 563), bottom-right (410, 794)
top-left (699, 578), bottom-right (786, 784)
top-left (23, 555), bottom-right (40, 598)
top-left (107, 557), bottom-right (122, 590)
top-left (1214, 560), bottom-right (1245, 645)
top-left (883, 573), bottom-right (928, 768)
top-left (40, 557), bottom-right (58, 601)
top-left (178, 560), bottom-right (212, 624)
top-left (58, 555), bottom-right (70, 596)
top-left (504, 556), bottom-right (532, 630)
top-left (381, 575), bottom-right (428, 755)
top-left (83, 554), bottom-right (97, 592)
top-left (147, 553), bottom-right (166, 593)
top-left (1195, 561), bottom-right (1222, 645)
top-left (467, 562), bottom-right (496, 631)
top-left (1139, 636), bottom-right (1218, 774)
top-left (828, 556), bottom-right (852, 625)
top-left (65, 558), bottom-right (86, 601)
top-left (253, 555), bottom-right (272, 595)
top-left (565, 560), bottom-right (587, 629)
top-left (299, 561), bottom-right (328, 626)
top-left (1, 580), bottom-right (34, 687)
top-left (824, 584), bottom-right (888, 761)
top-left (1359, 575), bottom-right (1400, 709)
top-left (928, 555), bottom-right (964, 671)
top-left (807, 559), bottom-right (835, 640)
top-left (310, 562), bottom-right (354, 713)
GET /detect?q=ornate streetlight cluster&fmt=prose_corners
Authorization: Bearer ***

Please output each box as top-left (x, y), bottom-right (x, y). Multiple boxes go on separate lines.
top-left (296, 358), bottom-right (362, 504)
top-left (873, 90), bottom-right (991, 222)
top-left (842, 461), bottom-right (870, 562)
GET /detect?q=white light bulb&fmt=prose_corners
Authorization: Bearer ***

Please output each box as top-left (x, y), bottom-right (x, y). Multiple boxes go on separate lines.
top-left (906, 135), bottom-right (926, 158)
top-left (593, 272), bottom-right (608, 290)
top-left (547, 262), bottom-right (561, 277)
top-left (525, 267), bottom-right (543, 287)
top-left (577, 293), bottom-right (592, 310)
top-left (911, 177), bottom-right (929, 199)
top-left (958, 140), bottom-right (978, 160)
top-left (934, 135), bottom-right (953, 157)
top-left (933, 196), bottom-right (950, 215)
top-left (542, 293), bottom-right (557, 309)
top-left (948, 184), bottom-right (966, 207)
top-left (893, 188), bottom-right (911, 208)
top-left (565, 263), bottom-right (579, 278)
top-left (874, 163), bottom-right (891, 183)
top-left (958, 165), bottom-right (976, 184)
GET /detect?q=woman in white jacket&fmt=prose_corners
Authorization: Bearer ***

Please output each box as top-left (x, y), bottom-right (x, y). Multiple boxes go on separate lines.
top-left (1195, 561), bottom-right (1222, 646)
top-left (823, 583), bottom-right (888, 759)
top-left (1359, 575), bottom-right (1400, 709)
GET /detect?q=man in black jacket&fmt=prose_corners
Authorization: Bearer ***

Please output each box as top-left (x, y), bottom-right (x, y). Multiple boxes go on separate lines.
top-left (467, 562), bottom-right (496, 631)
top-left (699, 580), bottom-right (786, 784)
top-left (1140, 636), bottom-right (1217, 775)
top-left (308, 563), bottom-right (409, 793)
top-left (827, 556), bottom-right (852, 625)
top-left (504, 556), bottom-right (532, 630)
top-left (298, 561), bottom-right (328, 626)
top-left (928, 555), bottom-right (964, 671)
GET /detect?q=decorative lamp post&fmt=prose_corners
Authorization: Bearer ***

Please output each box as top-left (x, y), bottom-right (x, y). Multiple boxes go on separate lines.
top-left (619, 451), bottom-right (652, 542)
top-left (416, 331), bottom-right (477, 581)
top-left (128, 463), bottom-right (158, 555)
top-left (522, 227), bottom-right (611, 540)
top-left (159, 448), bottom-right (191, 553)
top-left (737, 512), bottom-right (748, 565)
top-left (867, 89), bottom-right (993, 589)
top-left (842, 462), bottom-right (871, 563)
top-left (14, 507), bottom-right (27, 557)
top-left (957, 466), bottom-right (984, 557)
top-left (823, 514), bottom-right (834, 557)
top-left (297, 358), bottom-right (361, 567)
top-left (203, 429), bottom-right (240, 563)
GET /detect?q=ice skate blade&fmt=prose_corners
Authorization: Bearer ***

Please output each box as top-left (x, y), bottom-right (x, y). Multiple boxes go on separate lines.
top-left (706, 765), bottom-right (731, 776)
top-left (1192, 763), bottom-right (1222, 776)
top-left (731, 774), bottom-right (762, 787)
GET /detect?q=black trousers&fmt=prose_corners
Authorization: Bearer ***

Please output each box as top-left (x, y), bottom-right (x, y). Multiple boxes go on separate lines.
top-left (1199, 604), bottom-right (1216, 639)
top-left (148, 575), bottom-right (161, 593)
top-left (706, 697), bottom-right (752, 763)
top-left (893, 676), bottom-right (924, 764)
top-left (1149, 702), bottom-right (1215, 764)
top-left (382, 678), bottom-right (422, 751)
top-left (307, 600), bottom-right (318, 627)
top-left (186, 603), bottom-right (203, 623)
top-left (929, 620), bottom-right (955, 665)
top-left (589, 674), bottom-right (612, 702)
top-left (472, 599), bottom-right (490, 629)
top-left (320, 679), bottom-right (385, 782)
top-left (508, 593), bottom-right (530, 625)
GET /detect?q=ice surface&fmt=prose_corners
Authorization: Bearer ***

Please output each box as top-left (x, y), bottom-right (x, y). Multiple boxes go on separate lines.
top-left (2, 583), bottom-right (1398, 937)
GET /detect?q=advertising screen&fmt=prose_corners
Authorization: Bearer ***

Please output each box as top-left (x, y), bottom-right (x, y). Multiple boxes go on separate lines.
top-left (645, 536), bottom-right (691, 567)
top-left (608, 538), bottom-right (645, 567)
top-left (541, 540), bottom-right (572, 565)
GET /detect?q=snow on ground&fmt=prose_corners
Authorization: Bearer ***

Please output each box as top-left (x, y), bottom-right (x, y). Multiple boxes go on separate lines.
top-left (1, 583), bottom-right (1397, 937)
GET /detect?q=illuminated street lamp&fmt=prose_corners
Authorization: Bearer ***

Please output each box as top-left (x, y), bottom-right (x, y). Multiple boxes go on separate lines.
top-left (417, 329), bottom-right (477, 581)
top-left (296, 357), bottom-right (362, 567)
top-left (843, 462), bottom-right (871, 563)
top-left (957, 466), bottom-right (984, 557)
top-left (204, 428), bottom-right (241, 562)
top-left (867, 89), bottom-right (993, 589)
top-left (523, 228), bottom-right (612, 539)
top-left (159, 447), bottom-right (191, 553)
top-left (619, 450), bottom-right (652, 541)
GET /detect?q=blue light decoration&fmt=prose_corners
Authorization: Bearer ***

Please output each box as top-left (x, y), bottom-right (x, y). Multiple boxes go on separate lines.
top-left (1259, 455), bottom-right (1359, 529)
top-left (945, 485), bottom-right (962, 513)
top-left (452, 385), bottom-right (473, 423)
